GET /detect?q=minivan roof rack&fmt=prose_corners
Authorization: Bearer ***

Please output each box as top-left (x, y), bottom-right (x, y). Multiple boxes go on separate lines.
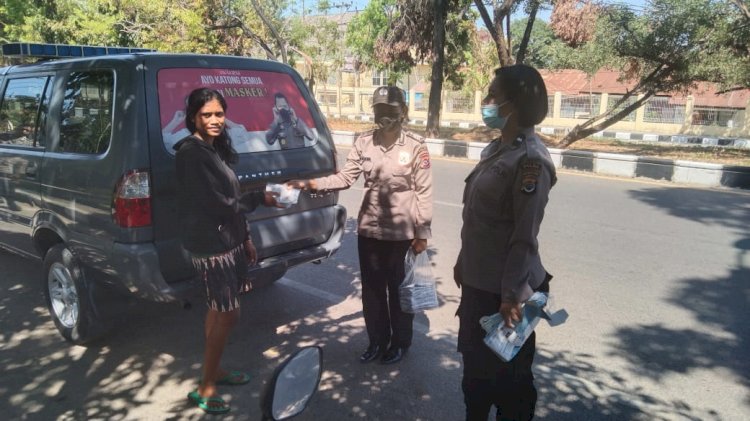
top-left (1, 42), bottom-right (155, 59)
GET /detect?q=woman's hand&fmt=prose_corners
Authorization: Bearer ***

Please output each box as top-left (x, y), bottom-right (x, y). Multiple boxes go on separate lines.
top-left (499, 301), bottom-right (522, 329)
top-left (411, 238), bottom-right (427, 254)
top-left (244, 239), bottom-right (257, 265)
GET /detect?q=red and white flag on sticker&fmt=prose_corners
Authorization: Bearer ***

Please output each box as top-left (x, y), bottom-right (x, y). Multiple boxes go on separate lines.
top-left (418, 149), bottom-right (431, 169)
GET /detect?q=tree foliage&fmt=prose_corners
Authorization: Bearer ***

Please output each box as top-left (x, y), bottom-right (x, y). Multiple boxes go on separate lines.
top-left (366, 0), bottom-right (475, 136)
top-left (374, 0), bottom-right (474, 87)
top-left (287, 15), bottom-right (344, 91)
top-left (345, 0), bottom-right (399, 73)
top-left (549, 0), bottom-right (600, 47)
top-left (559, 0), bottom-right (750, 146)
top-left (0, 0), bottom-right (289, 58)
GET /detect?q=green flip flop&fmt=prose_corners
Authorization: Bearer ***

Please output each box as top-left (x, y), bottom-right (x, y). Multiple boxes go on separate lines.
top-left (215, 370), bottom-right (251, 386)
top-left (187, 390), bottom-right (230, 414)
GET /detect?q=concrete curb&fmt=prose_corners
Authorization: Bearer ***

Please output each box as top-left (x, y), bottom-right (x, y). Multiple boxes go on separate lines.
top-left (330, 130), bottom-right (750, 190)
top-left (326, 113), bottom-right (750, 149)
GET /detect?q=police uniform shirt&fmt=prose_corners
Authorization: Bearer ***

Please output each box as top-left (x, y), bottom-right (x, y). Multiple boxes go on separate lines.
top-left (265, 117), bottom-right (314, 149)
top-left (312, 129), bottom-right (433, 241)
top-left (457, 127), bottom-right (556, 303)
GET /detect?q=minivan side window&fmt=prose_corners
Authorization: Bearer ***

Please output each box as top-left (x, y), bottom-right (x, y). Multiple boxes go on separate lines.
top-left (59, 71), bottom-right (114, 154)
top-left (0, 77), bottom-right (48, 148)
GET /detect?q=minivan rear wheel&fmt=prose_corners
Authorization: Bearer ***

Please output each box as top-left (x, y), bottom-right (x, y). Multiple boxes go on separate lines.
top-left (42, 244), bottom-right (105, 344)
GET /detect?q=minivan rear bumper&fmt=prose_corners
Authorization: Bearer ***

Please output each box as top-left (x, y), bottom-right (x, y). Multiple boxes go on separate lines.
top-left (110, 205), bottom-right (347, 302)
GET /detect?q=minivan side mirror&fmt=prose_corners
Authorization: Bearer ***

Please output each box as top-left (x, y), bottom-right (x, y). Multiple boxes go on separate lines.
top-left (261, 346), bottom-right (323, 420)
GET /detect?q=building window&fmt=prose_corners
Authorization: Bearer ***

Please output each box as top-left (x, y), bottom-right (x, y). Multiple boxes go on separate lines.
top-left (606, 95), bottom-right (637, 122)
top-left (414, 92), bottom-right (428, 111)
top-left (316, 91), bottom-right (338, 106)
top-left (547, 96), bottom-right (555, 118)
top-left (560, 94), bottom-right (601, 119)
top-left (643, 96), bottom-right (685, 124)
top-left (446, 91), bottom-right (473, 113)
top-left (360, 93), bottom-right (373, 112)
top-left (690, 107), bottom-right (742, 127)
top-left (372, 70), bottom-right (388, 86)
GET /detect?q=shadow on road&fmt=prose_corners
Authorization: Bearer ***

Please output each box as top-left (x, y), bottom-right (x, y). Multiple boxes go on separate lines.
top-left (0, 218), bottom-right (463, 420)
top-left (5, 197), bottom-right (748, 419)
top-left (612, 187), bottom-right (750, 413)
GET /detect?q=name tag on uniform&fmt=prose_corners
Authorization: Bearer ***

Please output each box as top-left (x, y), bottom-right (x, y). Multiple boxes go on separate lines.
top-left (398, 151), bottom-right (411, 165)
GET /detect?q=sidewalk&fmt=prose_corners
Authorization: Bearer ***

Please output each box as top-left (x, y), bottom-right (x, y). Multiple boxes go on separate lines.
top-left (330, 130), bottom-right (750, 190)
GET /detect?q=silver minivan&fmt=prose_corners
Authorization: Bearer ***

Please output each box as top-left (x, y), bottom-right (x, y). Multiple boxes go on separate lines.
top-left (0, 43), bottom-right (346, 344)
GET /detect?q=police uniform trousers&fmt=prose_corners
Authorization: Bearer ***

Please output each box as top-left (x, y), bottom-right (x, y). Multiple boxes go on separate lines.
top-left (358, 236), bottom-right (414, 349)
top-left (457, 284), bottom-right (540, 421)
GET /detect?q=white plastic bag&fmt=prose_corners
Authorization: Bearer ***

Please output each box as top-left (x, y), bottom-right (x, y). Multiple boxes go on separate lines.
top-left (265, 183), bottom-right (300, 208)
top-left (399, 248), bottom-right (439, 313)
top-left (481, 292), bottom-right (568, 362)
top-left (481, 293), bottom-right (547, 362)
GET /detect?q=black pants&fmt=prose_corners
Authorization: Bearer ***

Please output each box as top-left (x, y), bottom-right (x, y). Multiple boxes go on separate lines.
top-left (457, 284), bottom-right (537, 421)
top-left (358, 236), bottom-right (414, 348)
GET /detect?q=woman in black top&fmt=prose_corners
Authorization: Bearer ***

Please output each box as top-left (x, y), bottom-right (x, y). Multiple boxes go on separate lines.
top-left (174, 88), bottom-right (278, 414)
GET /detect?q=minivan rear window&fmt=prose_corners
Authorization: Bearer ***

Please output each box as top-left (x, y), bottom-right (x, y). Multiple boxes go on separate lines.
top-left (157, 68), bottom-right (319, 154)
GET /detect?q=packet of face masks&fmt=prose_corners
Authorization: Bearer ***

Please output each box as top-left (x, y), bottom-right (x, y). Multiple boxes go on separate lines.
top-left (265, 183), bottom-right (300, 208)
top-left (480, 292), bottom-right (568, 362)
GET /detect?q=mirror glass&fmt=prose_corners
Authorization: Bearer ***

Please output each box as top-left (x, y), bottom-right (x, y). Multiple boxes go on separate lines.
top-left (272, 347), bottom-right (322, 420)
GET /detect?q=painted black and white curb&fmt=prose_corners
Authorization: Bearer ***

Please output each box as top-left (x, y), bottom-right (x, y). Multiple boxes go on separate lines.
top-left (326, 113), bottom-right (750, 149)
top-left (330, 130), bottom-right (750, 190)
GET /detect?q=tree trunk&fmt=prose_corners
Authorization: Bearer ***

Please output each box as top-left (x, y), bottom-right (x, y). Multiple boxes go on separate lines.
top-left (516, 0), bottom-right (539, 64)
top-left (250, 0), bottom-right (287, 63)
top-left (474, 0), bottom-right (515, 66)
top-left (558, 91), bottom-right (655, 147)
top-left (426, 0), bottom-right (447, 138)
top-left (495, 0), bottom-right (516, 65)
top-left (558, 63), bottom-right (672, 146)
top-left (730, 0), bottom-right (750, 21)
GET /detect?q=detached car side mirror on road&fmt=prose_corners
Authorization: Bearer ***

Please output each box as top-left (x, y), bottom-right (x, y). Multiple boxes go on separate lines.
top-left (261, 346), bottom-right (323, 421)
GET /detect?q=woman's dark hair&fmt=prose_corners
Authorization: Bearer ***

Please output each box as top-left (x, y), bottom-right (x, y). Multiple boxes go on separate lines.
top-left (185, 88), bottom-right (238, 164)
top-left (494, 64), bottom-right (548, 127)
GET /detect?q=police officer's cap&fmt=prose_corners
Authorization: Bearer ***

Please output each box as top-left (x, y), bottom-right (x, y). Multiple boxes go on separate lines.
top-left (372, 86), bottom-right (405, 107)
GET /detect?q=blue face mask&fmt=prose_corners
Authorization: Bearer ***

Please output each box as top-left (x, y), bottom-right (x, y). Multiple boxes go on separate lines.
top-left (481, 101), bottom-right (511, 129)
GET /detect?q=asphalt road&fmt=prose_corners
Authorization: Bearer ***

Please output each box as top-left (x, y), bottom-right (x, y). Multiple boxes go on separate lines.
top-left (1, 147), bottom-right (749, 420)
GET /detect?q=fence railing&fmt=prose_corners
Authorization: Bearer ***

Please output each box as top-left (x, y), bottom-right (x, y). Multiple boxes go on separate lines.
top-left (314, 86), bottom-right (749, 138)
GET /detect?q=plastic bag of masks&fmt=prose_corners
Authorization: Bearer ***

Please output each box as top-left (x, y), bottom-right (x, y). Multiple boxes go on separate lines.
top-left (399, 249), bottom-right (439, 313)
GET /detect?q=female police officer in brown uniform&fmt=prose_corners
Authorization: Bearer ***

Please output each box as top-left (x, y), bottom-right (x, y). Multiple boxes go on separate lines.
top-left (287, 86), bottom-right (433, 364)
top-left (454, 65), bottom-right (556, 420)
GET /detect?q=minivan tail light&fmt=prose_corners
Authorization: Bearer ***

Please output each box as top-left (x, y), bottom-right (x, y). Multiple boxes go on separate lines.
top-left (113, 169), bottom-right (152, 228)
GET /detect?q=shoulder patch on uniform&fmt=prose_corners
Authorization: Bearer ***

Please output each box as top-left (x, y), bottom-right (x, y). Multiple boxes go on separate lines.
top-left (418, 146), bottom-right (431, 169)
top-left (520, 159), bottom-right (542, 194)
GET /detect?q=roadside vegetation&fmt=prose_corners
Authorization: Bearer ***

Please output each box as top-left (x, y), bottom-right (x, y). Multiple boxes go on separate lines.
top-left (2, 1), bottom-right (748, 150)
